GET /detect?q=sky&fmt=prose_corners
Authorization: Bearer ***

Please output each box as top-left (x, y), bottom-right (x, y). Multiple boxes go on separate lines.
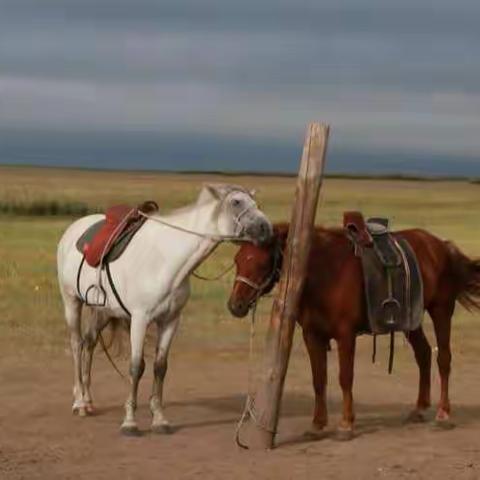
top-left (0, 0), bottom-right (479, 175)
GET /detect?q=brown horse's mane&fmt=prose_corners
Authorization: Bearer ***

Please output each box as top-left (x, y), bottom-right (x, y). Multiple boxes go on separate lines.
top-left (271, 222), bottom-right (346, 249)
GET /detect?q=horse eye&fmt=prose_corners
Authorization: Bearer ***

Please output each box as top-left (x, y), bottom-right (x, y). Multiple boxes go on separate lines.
top-left (232, 198), bottom-right (242, 207)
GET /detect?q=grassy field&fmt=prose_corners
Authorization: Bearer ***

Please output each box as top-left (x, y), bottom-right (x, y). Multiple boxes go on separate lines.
top-left (0, 165), bottom-right (479, 357)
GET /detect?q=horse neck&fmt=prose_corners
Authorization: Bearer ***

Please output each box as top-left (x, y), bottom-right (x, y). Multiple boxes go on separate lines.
top-left (144, 199), bottom-right (222, 288)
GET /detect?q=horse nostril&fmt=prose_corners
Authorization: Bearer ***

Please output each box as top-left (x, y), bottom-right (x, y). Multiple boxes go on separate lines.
top-left (228, 299), bottom-right (248, 318)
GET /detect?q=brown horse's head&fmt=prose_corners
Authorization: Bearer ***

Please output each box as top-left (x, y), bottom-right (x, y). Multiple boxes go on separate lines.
top-left (227, 225), bottom-right (287, 317)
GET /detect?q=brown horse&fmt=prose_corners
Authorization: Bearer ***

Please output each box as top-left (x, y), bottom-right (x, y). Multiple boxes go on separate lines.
top-left (228, 223), bottom-right (480, 439)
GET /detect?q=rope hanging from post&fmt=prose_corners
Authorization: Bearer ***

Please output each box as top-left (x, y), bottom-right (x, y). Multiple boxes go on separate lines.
top-left (234, 301), bottom-right (277, 449)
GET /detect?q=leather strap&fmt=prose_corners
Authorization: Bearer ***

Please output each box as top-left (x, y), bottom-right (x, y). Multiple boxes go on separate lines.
top-left (105, 262), bottom-right (131, 317)
top-left (76, 255), bottom-right (86, 300)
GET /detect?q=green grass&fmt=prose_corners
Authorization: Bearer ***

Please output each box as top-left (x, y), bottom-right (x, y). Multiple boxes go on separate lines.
top-left (0, 199), bottom-right (94, 216)
top-left (0, 165), bottom-right (479, 355)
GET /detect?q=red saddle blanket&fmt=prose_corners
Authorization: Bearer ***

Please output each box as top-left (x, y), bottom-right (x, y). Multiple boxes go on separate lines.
top-left (82, 201), bottom-right (158, 268)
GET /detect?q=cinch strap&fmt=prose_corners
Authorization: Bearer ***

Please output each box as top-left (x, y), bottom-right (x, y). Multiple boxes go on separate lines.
top-left (105, 262), bottom-right (131, 318)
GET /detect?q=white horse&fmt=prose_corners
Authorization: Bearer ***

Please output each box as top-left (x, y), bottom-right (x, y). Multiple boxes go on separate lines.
top-left (57, 183), bottom-right (272, 435)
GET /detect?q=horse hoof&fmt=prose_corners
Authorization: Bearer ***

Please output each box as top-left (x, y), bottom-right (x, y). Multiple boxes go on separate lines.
top-left (151, 423), bottom-right (173, 435)
top-left (304, 424), bottom-right (328, 440)
top-left (120, 424), bottom-right (141, 437)
top-left (72, 404), bottom-right (86, 416)
top-left (336, 427), bottom-right (354, 441)
top-left (85, 404), bottom-right (96, 415)
top-left (434, 418), bottom-right (455, 430)
top-left (77, 406), bottom-right (88, 417)
top-left (434, 410), bottom-right (455, 430)
top-left (405, 410), bottom-right (427, 424)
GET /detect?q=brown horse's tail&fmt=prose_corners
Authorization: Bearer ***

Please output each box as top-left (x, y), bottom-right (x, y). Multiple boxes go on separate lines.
top-left (446, 241), bottom-right (480, 311)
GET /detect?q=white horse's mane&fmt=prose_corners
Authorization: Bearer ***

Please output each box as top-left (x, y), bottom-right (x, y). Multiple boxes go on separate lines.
top-left (151, 183), bottom-right (252, 219)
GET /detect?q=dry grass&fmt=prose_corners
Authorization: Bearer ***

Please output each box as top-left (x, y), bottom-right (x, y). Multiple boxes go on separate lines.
top-left (0, 165), bottom-right (479, 356)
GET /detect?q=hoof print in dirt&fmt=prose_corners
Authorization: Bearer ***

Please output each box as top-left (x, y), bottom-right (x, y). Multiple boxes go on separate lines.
top-left (404, 410), bottom-right (428, 424)
top-left (433, 419), bottom-right (455, 431)
top-left (120, 425), bottom-right (142, 437)
top-left (335, 428), bottom-right (354, 441)
top-left (151, 424), bottom-right (174, 435)
top-left (303, 428), bottom-right (328, 441)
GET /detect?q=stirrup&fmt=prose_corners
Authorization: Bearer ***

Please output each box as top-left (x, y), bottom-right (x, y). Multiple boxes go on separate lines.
top-left (85, 284), bottom-right (107, 307)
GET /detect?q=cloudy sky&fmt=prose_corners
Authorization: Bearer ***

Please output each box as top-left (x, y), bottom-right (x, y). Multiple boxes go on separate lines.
top-left (0, 0), bottom-right (479, 174)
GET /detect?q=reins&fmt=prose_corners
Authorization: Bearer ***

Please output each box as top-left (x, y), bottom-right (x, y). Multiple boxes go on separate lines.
top-left (138, 211), bottom-right (253, 243)
top-left (192, 263), bottom-right (235, 281)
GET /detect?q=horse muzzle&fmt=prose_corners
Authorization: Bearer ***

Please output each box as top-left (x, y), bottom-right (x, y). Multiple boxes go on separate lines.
top-left (244, 217), bottom-right (273, 245)
top-left (227, 297), bottom-right (250, 318)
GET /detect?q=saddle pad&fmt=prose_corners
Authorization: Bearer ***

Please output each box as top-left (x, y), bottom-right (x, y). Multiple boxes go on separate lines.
top-left (360, 236), bottom-right (424, 334)
top-left (76, 216), bottom-right (145, 266)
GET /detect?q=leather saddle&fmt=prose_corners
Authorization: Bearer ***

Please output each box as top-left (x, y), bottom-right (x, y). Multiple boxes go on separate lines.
top-left (76, 200), bottom-right (158, 267)
top-left (344, 211), bottom-right (423, 335)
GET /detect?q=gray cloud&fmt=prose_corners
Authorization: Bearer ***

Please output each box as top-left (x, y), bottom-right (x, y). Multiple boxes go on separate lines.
top-left (0, 0), bottom-right (479, 172)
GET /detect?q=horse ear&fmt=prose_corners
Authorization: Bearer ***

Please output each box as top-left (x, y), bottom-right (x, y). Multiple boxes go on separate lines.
top-left (249, 189), bottom-right (257, 198)
top-left (204, 184), bottom-right (223, 200)
top-left (204, 183), bottom-right (251, 201)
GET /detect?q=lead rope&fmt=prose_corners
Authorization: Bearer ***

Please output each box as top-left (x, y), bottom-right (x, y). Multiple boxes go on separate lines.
top-left (192, 263), bottom-right (235, 281)
top-left (235, 301), bottom-right (258, 449)
top-left (234, 299), bottom-right (277, 449)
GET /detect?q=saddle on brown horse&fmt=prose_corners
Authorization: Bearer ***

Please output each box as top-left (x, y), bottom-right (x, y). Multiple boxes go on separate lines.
top-left (344, 211), bottom-right (424, 372)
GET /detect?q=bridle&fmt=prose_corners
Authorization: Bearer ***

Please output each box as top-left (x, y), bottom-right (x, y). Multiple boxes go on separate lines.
top-left (234, 239), bottom-right (283, 300)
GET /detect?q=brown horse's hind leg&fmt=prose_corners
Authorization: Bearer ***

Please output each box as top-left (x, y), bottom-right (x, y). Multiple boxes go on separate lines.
top-left (405, 327), bottom-right (432, 422)
top-left (302, 328), bottom-right (328, 437)
top-left (336, 333), bottom-right (356, 440)
top-left (428, 301), bottom-right (455, 428)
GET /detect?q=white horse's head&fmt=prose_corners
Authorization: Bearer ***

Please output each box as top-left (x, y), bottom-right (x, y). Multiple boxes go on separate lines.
top-left (202, 183), bottom-right (273, 244)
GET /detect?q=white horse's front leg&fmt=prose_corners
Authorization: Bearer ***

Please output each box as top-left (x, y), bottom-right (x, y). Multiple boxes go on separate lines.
top-left (121, 314), bottom-right (148, 436)
top-left (150, 316), bottom-right (180, 434)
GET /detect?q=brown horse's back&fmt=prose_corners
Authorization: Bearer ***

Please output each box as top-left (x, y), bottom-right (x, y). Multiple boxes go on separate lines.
top-left (297, 227), bottom-right (459, 339)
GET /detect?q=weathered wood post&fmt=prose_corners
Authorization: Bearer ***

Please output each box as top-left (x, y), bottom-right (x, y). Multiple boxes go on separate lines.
top-left (252, 122), bottom-right (329, 449)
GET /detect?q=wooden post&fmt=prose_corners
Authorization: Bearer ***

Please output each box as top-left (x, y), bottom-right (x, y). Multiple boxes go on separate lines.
top-left (252, 122), bottom-right (329, 449)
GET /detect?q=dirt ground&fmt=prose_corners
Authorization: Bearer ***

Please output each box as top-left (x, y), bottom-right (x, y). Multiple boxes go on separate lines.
top-left (1, 335), bottom-right (479, 480)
